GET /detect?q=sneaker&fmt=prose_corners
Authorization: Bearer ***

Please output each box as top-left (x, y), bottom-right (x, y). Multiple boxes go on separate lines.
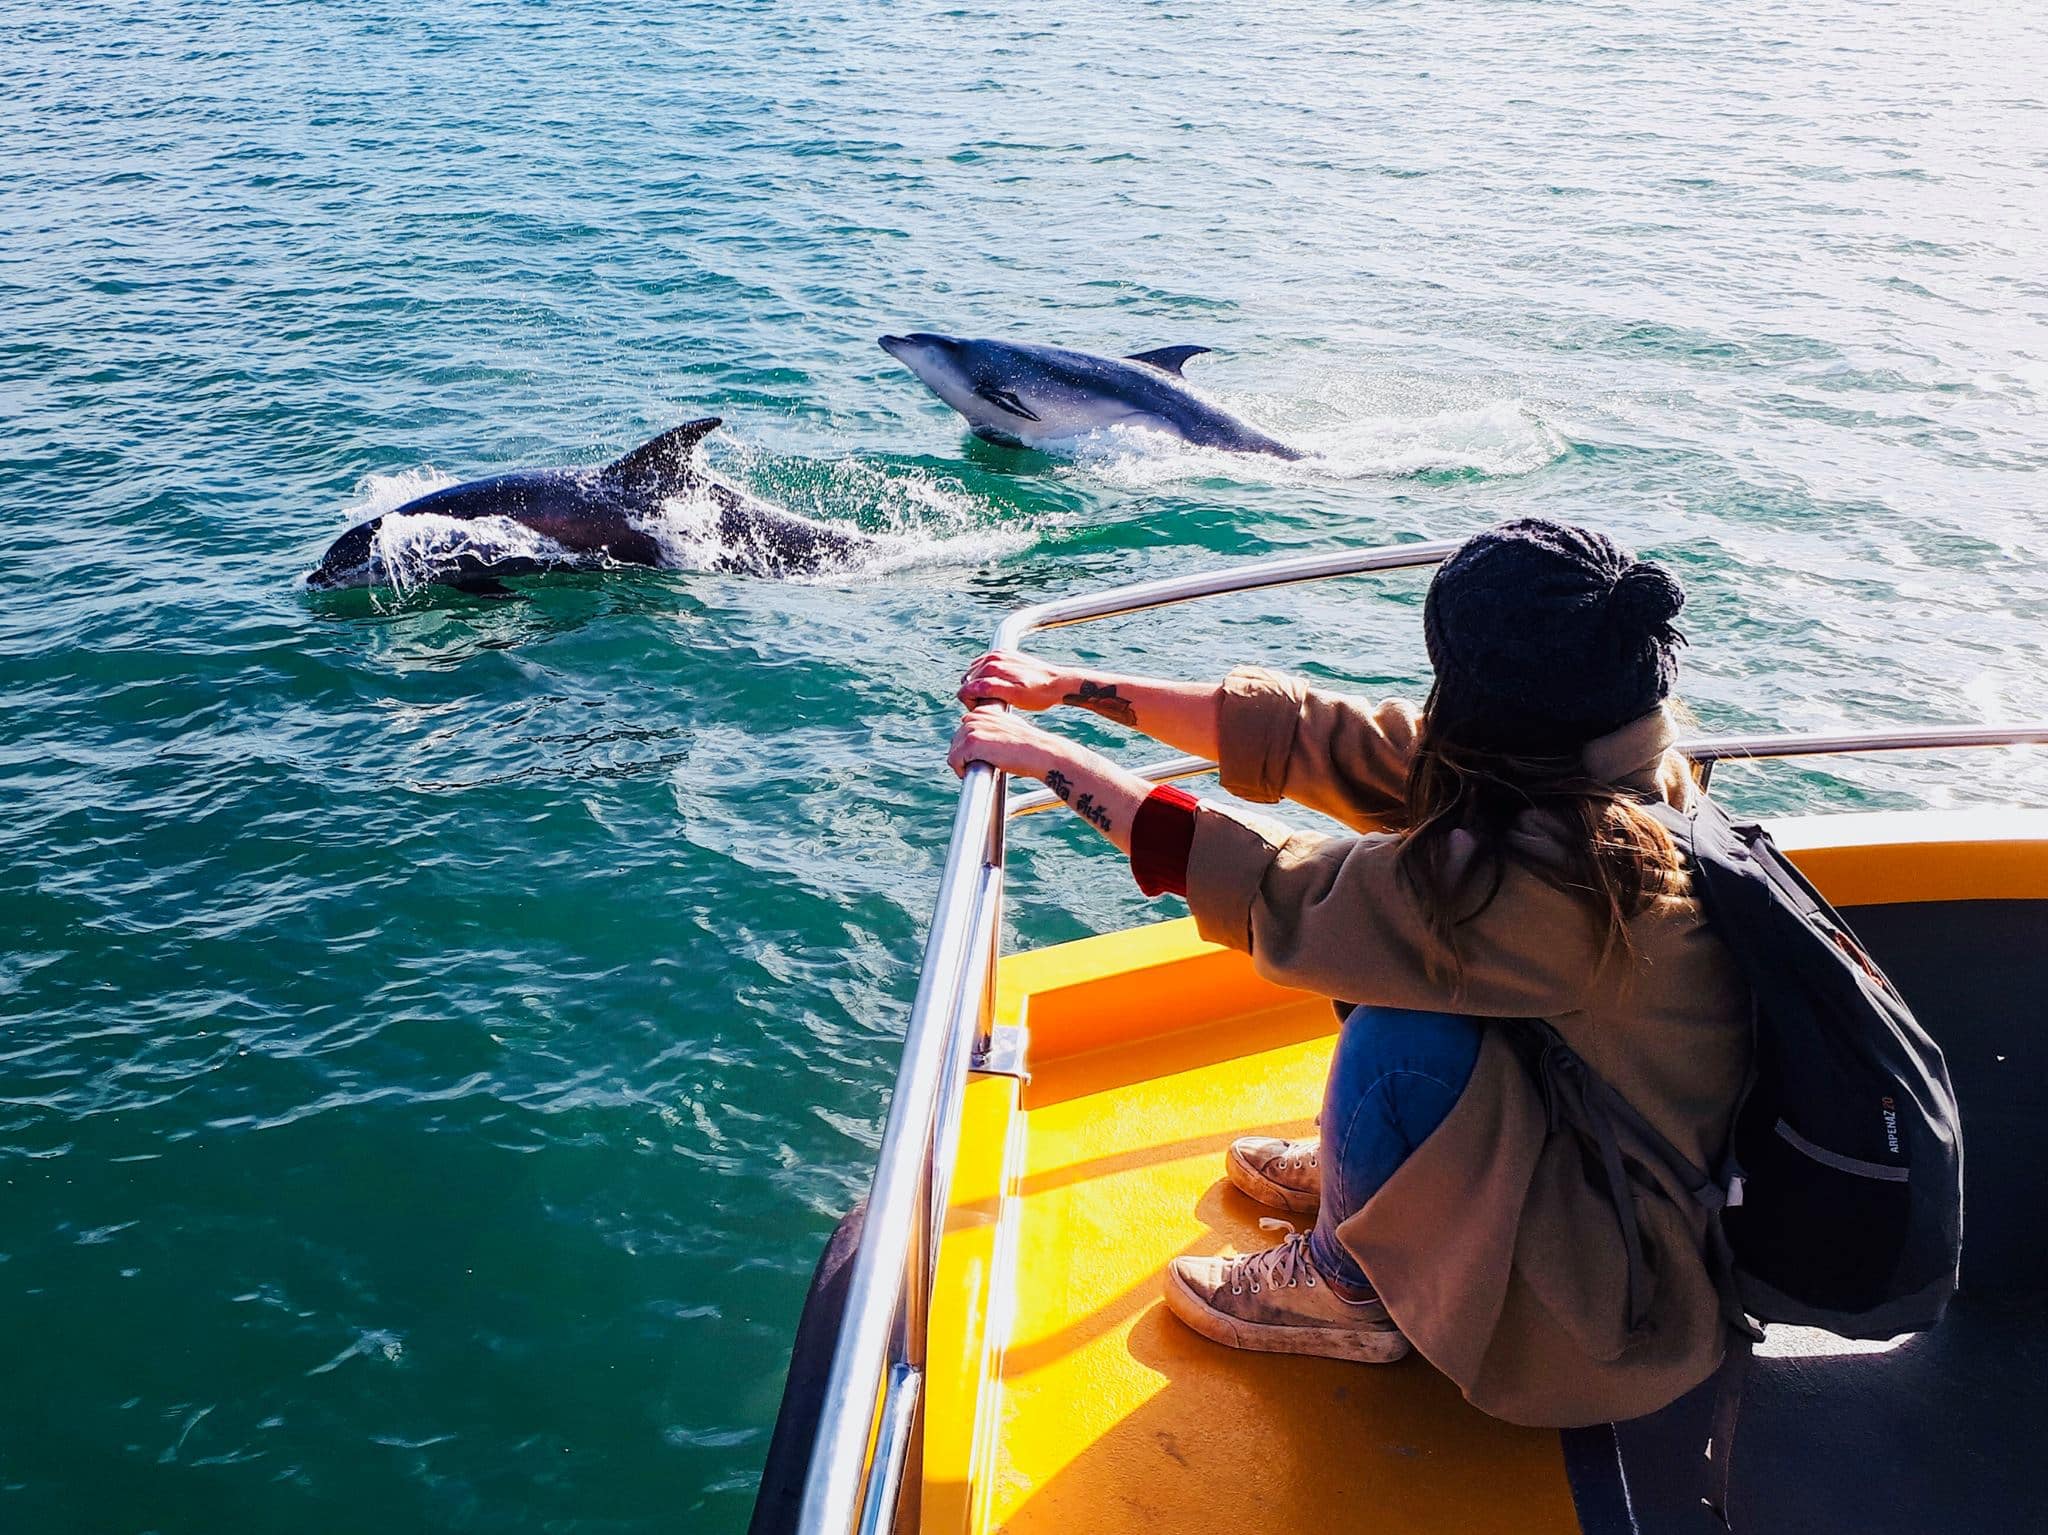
top-left (1225, 1135), bottom-right (1321, 1213)
top-left (1164, 1229), bottom-right (1410, 1364)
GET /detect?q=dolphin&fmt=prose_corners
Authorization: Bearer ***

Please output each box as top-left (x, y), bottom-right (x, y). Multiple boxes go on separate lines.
top-left (306, 418), bottom-right (870, 594)
top-left (877, 333), bottom-right (1301, 459)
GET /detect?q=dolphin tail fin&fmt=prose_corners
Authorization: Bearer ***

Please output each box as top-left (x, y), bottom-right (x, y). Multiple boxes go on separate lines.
top-left (601, 417), bottom-right (723, 492)
top-left (1125, 345), bottom-right (1212, 376)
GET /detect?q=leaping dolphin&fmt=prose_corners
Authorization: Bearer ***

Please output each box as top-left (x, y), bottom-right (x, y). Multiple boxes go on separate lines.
top-left (878, 333), bottom-right (1301, 459)
top-left (306, 418), bottom-right (870, 594)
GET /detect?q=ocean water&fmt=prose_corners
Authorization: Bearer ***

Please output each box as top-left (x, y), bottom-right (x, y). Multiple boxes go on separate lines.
top-left (3, 2), bottom-right (2045, 1529)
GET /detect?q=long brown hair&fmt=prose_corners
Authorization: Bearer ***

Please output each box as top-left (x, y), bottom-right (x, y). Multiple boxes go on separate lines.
top-left (1393, 682), bottom-right (1690, 990)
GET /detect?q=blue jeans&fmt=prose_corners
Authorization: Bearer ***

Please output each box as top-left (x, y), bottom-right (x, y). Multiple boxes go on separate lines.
top-left (1308, 1005), bottom-right (1485, 1289)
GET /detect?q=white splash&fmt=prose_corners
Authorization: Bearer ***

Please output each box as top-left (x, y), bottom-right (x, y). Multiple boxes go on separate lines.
top-left (320, 466), bottom-right (589, 600)
top-left (632, 481), bottom-right (739, 574)
top-left (343, 465), bottom-right (461, 520)
top-left (1299, 399), bottom-right (1570, 478)
top-left (368, 512), bottom-right (582, 598)
top-left (788, 454), bottom-right (1038, 581)
top-left (659, 446), bottom-right (1037, 584)
top-left (1051, 396), bottom-right (1567, 487)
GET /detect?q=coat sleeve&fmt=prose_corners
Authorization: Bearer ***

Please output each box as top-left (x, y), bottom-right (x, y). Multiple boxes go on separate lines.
top-left (1215, 666), bottom-right (1422, 831)
top-left (1184, 802), bottom-right (1605, 1019)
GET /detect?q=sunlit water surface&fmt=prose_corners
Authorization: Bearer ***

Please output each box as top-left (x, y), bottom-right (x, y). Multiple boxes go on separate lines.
top-left (3, 2), bottom-right (2045, 1529)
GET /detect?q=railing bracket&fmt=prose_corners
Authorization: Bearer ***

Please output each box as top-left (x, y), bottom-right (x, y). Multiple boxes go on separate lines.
top-left (971, 1024), bottom-right (1030, 1080)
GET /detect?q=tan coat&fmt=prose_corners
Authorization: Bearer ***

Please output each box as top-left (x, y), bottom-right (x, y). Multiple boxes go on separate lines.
top-left (1186, 667), bottom-right (1750, 1426)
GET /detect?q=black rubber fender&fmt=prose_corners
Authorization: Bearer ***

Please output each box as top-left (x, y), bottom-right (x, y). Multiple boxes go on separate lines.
top-left (748, 1202), bottom-right (867, 1535)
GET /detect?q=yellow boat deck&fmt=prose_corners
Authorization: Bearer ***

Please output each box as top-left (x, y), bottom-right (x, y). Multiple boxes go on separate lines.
top-left (915, 809), bottom-right (2048, 1535)
top-left (922, 919), bottom-right (1581, 1535)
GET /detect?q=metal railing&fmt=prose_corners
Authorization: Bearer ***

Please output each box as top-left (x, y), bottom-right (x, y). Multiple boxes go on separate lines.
top-left (794, 538), bottom-right (2048, 1535)
top-left (1007, 723), bottom-right (2048, 814)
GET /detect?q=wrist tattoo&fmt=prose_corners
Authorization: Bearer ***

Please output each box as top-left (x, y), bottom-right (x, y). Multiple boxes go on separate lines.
top-left (1043, 769), bottom-right (1113, 834)
top-left (1064, 679), bottom-right (1137, 727)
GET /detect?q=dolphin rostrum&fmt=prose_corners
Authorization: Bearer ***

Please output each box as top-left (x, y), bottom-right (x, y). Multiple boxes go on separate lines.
top-left (306, 418), bottom-right (870, 594)
top-left (878, 333), bottom-right (1301, 459)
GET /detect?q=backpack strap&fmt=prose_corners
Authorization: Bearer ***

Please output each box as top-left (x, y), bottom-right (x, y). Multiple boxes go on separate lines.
top-left (1531, 1036), bottom-right (1658, 1331)
top-left (1527, 1023), bottom-right (1762, 1528)
top-left (1637, 791), bottom-right (1767, 1318)
top-left (1703, 1326), bottom-right (1754, 1529)
top-left (1600, 791), bottom-right (1767, 1525)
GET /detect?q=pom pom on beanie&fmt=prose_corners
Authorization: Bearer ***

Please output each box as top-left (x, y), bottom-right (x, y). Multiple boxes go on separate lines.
top-left (1608, 560), bottom-right (1686, 636)
top-left (1422, 518), bottom-right (1686, 751)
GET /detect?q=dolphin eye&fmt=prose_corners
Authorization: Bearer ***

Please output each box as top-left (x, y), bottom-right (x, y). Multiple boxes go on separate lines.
top-left (973, 383), bottom-right (1041, 422)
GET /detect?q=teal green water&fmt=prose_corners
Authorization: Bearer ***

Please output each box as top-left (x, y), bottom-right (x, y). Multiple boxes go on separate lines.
top-left (4, 3), bottom-right (2046, 1529)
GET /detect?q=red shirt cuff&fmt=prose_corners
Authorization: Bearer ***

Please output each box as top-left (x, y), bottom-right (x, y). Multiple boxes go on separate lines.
top-left (1130, 784), bottom-right (1200, 898)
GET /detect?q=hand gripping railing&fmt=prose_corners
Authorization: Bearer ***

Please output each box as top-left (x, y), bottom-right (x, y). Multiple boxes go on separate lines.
top-left (795, 539), bottom-right (1463, 1535)
top-left (794, 535), bottom-right (2048, 1535)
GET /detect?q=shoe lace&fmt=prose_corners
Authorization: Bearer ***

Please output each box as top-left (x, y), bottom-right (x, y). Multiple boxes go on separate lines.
top-left (1279, 1142), bottom-right (1318, 1175)
top-left (1231, 1224), bottom-right (1319, 1296)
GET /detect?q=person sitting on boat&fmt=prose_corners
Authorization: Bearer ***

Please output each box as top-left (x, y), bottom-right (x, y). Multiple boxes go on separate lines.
top-left (948, 518), bottom-right (1749, 1427)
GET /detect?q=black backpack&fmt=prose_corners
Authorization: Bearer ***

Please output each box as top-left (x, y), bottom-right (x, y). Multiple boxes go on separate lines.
top-left (1652, 793), bottom-right (1964, 1340)
top-left (1547, 792), bottom-right (1963, 1524)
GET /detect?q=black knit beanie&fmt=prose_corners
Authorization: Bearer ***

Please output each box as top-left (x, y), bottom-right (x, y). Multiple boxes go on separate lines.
top-left (1422, 518), bottom-right (1686, 753)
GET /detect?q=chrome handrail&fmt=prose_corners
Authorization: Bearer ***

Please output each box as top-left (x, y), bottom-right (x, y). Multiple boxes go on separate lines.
top-left (796, 764), bottom-right (1000, 1535)
top-left (1686, 726), bottom-right (2048, 786)
top-left (795, 535), bottom-right (2047, 1535)
top-left (1006, 724), bottom-right (2048, 815)
top-left (1008, 753), bottom-right (1215, 817)
top-left (989, 538), bottom-right (1467, 648)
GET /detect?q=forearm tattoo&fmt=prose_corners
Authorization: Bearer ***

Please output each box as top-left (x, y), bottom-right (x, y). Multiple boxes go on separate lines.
top-left (1064, 678), bottom-right (1137, 727)
top-left (1043, 768), bottom-right (1113, 834)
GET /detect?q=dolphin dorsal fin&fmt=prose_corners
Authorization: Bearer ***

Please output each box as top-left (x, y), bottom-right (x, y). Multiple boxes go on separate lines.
top-left (1125, 345), bottom-right (1211, 376)
top-left (601, 417), bottom-right (723, 491)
